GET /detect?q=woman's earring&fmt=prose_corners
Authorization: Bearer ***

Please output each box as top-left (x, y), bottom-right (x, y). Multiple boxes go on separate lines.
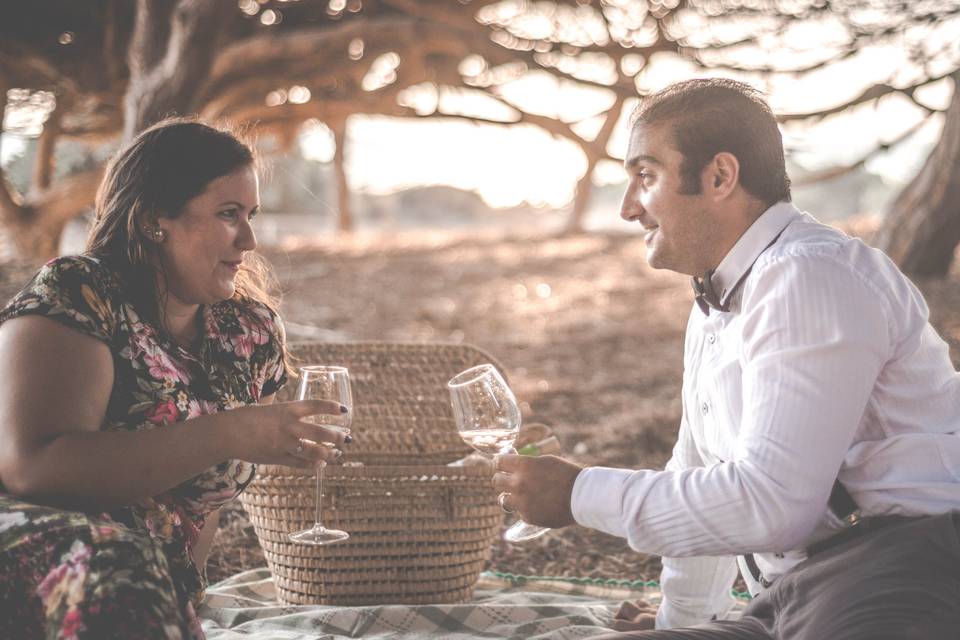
top-left (152, 228), bottom-right (166, 242)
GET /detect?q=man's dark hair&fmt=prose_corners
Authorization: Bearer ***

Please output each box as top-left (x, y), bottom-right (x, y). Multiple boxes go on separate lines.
top-left (632, 78), bottom-right (791, 206)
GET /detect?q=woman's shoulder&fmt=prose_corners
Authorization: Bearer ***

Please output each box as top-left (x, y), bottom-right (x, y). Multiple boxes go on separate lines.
top-left (34, 254), bottom-right (121, 294)
top-left (217, 295), bottom-right (281, 323)
top-left (212, 296), bottom-right (284, 344)
top-left (0, 254), bottom-right (123, 341)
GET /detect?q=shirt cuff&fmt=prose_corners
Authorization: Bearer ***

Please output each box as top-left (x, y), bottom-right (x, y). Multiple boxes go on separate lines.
top-left (570, 466), bottom-right (635, 538)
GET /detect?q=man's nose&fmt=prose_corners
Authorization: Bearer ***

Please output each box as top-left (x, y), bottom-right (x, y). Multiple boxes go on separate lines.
top-left (620, 182), bottom-right (641, 221)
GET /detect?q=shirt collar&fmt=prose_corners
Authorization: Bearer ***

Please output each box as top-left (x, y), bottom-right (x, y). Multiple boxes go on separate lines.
top-left (710, 201), bottom-right (801, 308)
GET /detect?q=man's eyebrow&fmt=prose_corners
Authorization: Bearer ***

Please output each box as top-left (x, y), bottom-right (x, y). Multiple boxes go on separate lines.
top-left (625, 154), bottom-right (662, 170)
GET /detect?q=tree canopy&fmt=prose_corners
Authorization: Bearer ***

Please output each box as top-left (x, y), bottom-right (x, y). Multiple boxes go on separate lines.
top-left (2, 0), bottom-right (960, 271)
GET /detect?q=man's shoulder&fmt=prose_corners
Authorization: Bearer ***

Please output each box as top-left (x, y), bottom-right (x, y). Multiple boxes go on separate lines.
top-left (745, 215), bottom-right (921, 316)
top-left (757, 217), bottom-right (897, 281)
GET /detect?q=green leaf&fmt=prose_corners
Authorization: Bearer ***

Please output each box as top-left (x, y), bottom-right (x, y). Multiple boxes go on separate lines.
top-left (517, 444), bottom-right (540, 456)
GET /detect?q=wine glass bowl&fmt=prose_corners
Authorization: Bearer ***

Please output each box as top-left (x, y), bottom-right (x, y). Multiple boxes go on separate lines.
top-left (447, 364), bottom-right (549, 543)
top-left (289, 365), bottom-right (352, 545)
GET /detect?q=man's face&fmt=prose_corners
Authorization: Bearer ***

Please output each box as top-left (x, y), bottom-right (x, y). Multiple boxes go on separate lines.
top-left (619, 122), bottom-right (716, 276)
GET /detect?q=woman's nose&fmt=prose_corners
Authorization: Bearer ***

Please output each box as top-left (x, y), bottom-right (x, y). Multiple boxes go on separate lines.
top-left (237, 220), bottom-right (257, 251)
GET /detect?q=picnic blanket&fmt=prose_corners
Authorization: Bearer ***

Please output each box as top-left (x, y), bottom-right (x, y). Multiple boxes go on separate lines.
top-left (199, 569), bottom-right (670, 639)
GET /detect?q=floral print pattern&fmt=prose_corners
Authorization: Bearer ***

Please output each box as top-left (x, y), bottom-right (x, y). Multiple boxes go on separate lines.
top-left (0, 255), bottom-right (288, 638)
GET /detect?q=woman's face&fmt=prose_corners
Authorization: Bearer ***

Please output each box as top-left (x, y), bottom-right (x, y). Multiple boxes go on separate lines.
top-left (155, 165), bottom-right (260, 308)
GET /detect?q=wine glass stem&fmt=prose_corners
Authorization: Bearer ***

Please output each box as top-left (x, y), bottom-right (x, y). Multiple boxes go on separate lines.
top-left (315, 463), bottom-right (325, 527)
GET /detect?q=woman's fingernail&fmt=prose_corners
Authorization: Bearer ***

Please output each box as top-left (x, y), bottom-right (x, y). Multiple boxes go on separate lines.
top-left (340, 405), bottom-right (349, 414)
top-left (333, 449), bottom-right (343, 459)
top-left (344, 434), bottom-right (353, 445)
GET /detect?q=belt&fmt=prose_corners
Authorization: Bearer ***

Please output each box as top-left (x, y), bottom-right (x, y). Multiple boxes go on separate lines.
top-left (744, 478), bottom-right (862, 588)
top-left (806, 515), bottom-right (915, 557)
top-left (744, 516), bottom-right (915, 589)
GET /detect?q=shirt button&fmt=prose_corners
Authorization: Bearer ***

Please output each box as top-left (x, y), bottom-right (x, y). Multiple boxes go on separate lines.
top-left (707, 334), bottom-right (717, 344)
top-left (774, 553), bottom-right (785, 559)
top-left (701, 402), bottom-right (710, 415)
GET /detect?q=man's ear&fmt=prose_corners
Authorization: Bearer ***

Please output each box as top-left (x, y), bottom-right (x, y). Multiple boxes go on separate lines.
top-left (704, 152), bottom-right (739, 200)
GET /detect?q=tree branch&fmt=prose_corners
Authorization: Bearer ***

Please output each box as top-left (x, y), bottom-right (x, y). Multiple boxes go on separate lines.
top-left (0, 79), bottom-right (26, 224)
top-left (123, 0), bottom-right (236, 139)
top-left (791, 116), bottom-right (930, 187)
top-left (777, 72), bottom-right (956, 123)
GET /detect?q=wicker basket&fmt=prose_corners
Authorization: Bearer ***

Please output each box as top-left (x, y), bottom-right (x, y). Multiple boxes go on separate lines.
top-left (239, 342), bottom-right (505, 605)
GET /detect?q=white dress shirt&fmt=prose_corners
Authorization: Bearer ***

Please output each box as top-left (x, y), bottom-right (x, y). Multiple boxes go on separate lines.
top-left (570, 202), bottom-right (960, 629)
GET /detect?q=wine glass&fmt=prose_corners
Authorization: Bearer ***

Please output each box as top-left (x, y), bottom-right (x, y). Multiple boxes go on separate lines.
top-left (447, 363), bottom-right (549, 543)
top-left (289, 365), bottom-right (352, 545)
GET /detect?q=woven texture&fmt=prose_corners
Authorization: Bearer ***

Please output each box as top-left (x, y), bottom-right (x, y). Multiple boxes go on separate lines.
top-left (240, 341), bottom-right (505, 605)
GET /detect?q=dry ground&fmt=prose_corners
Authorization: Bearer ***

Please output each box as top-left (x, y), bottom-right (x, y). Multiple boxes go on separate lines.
top-left (2, 222), bottom-right (958, 586)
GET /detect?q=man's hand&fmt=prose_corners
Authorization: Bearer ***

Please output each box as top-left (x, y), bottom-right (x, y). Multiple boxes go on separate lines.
top-left (492, 454), bottom-right (583, 528)
top-left (611, 600), bottom-right (658, 631)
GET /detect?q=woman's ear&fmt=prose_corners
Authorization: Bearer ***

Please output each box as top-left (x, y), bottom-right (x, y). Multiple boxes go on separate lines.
top-left (139, 214), bottom-right (167, 243)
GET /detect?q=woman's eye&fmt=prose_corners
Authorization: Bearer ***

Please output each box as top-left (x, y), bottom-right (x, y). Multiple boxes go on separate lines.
top-left (218, 209), bottom-right (238, 220)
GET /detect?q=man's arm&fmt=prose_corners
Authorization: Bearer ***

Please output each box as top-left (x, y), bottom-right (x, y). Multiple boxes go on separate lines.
top-left (496, 414), bottom-right (738, 628)
top-left (499, 253), bottom-right (889, 558)
top-left (656, 415), bottom-right (738, 629)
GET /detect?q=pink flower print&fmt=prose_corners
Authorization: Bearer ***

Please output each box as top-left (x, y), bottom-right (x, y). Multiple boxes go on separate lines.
top-left (142, 497), bottom-right (183, 541)
top-left (229, 334), bottom-right (254, 358)
top-left (185, 398), bottom-right (217, 420)
top-left (204, 308), bottom-right (220, 337)
top-left (146, 399), bottom-right (179, 425)
top-left (36, 540), bottom-right (92, 625)
top-left (185, 601), bottom-right (205, 640)
top-left (143, 347), bottom-right (191, 385)
top-left (230, 312), bottom-right (271, 358)
top-left (60, 608), bottom-right (84, 639)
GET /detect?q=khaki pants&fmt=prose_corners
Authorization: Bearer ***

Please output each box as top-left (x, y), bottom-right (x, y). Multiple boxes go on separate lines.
top-left (593, 512), bottom-right (960, 640)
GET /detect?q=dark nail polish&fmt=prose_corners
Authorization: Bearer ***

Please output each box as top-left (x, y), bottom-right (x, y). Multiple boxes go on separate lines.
top-left (344, 434), bottom-right (353, 445)
top-left (340, 405), bottom-right (349, 414)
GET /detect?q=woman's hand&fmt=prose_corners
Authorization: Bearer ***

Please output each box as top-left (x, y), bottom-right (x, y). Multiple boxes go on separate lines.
top-left (222, 399), bottom-right (351, 469)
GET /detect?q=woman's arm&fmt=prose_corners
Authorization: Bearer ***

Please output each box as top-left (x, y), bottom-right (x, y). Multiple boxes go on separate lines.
top-left (0, 316), bottom-right (344, 510)
top-left (190, 392), bottom-right (278, 569)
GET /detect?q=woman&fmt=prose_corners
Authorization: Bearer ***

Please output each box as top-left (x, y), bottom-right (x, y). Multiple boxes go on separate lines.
top-left (0, 118), bottom-right (348, 638)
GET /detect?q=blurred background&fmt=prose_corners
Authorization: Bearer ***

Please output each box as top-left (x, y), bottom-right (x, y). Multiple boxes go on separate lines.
top-left (2, 0), bottom-right (959, 584)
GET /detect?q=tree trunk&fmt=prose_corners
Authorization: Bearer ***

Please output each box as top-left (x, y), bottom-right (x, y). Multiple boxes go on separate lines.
top-left (565, 95), bottom-right (625, 233)
top-left (30, 93), bottom-right (69, 196)
top-left (874, 72), bottom-right (960, 278)
top-left (123, 0), bottom-right (233, 140)
top-left (567, 153), bottom-right (598, 233)
top-left (332, 118), bottom-right (353, 233)
top-left (2, 169), bottom-right (104, 262)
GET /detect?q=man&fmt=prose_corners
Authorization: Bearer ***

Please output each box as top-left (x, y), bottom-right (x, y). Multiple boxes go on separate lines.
top-left (493, 78), bottom-right (960, 639)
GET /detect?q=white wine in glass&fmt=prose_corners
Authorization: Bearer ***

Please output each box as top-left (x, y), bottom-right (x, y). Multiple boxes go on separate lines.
top-left (289, 365), bottom-right (352, 545)
top-left (447, 363), bottom-right (549, 543)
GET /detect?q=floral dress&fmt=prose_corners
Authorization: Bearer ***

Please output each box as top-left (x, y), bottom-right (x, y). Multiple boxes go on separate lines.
top-left (0, 255), bottom-right (287, 639)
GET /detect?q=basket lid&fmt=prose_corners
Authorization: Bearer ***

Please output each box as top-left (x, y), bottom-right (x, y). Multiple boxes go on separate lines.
top-left (283, 341), bottom-right (506, 466)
